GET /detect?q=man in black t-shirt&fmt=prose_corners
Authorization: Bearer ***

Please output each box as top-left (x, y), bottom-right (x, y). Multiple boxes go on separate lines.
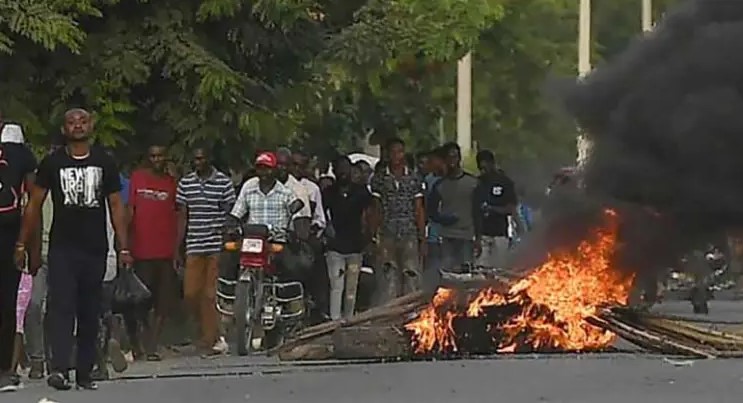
top-left (15, 108), bottom-right (131, 391)
top-left (323, 155), bottom-right (373, 320)
top-left (0, 120), bottom-right (37, 392)
top-left (473, 150), bottom-right (517, 269)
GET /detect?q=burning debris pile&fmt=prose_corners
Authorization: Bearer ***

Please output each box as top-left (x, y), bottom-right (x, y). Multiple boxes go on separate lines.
top-left (406, 210), bottom-right (633, 356)
top-left (273, 209), bottom-right (743, 360)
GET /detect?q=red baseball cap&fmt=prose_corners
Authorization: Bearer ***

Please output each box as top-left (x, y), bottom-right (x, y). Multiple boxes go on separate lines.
top-left (255, 152), bottom-right (277, 168)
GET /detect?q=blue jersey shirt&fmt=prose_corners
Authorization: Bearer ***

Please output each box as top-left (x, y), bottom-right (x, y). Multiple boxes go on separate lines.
top-left (120, 174), bottom-right (130, 205)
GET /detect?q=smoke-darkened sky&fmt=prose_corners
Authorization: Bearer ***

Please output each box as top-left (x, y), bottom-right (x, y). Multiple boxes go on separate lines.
top-left (564, 0), bottom-right (743, 246)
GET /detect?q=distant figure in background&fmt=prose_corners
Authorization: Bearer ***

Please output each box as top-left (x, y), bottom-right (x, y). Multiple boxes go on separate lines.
top-left (292, 150), bottom-right (326, 236)
top-left (423, 147), bottom-right (446, 285)
top-left (350, 162), bottom-right (364, 185)
top-left (356, 160), bottom-right (373, 185)
top-left (371, 138), bottom-right (426, 302)
top-left (323, 156), bottom-right (373, 319)
top-left (427, 142), bottom-right (478, 272)
top-left (318, 176), bottom-right (334, 192)
top-left (473, 150), bottom-right (517, 269)
top-left (0, 122), bottom-right (37, 392)
top-left (415, 151), bottom-right (429, 180)
top-left (23, 135), bottom-right (65, 381)
top-left (516, 187), bottom-right (533, 232)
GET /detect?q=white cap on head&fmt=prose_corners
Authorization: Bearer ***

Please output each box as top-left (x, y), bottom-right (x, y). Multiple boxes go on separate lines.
top-left (0, 123), bottom-right (24, 144)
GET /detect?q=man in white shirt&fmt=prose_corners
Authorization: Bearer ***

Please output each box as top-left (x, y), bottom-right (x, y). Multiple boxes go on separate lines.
top-left (291, 150), bottom-right (326, 234)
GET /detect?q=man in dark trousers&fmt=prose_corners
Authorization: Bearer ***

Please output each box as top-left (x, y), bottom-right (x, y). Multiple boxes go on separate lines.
top-left (0, 117), bottom-right (38, 392)
top-left (16, 108), bottom-right (132, 391)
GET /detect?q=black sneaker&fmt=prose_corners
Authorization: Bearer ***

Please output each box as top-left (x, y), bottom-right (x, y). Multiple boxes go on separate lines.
top-left (47, 372), bottom-right (71, 391)
top-left (76, 378), bottom-right (98, 390)
top-left (0, 374), bottom-right (18, 393)
top-left (90, 365), bottom-right (110, 381)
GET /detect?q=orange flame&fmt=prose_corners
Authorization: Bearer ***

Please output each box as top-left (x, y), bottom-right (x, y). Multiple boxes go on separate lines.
top-left (405, 209), bottom-right (634, 354)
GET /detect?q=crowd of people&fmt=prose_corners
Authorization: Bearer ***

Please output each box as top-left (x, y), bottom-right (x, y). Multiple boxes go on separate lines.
top-left (0, 108), bottom-right (530, 393)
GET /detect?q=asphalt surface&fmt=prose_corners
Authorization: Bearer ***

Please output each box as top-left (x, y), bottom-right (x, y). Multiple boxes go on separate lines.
top-left (11, 300), bottom-right (743, 403)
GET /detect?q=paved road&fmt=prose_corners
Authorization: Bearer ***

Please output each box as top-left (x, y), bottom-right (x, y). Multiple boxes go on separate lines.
top-left (11, 300), bottom-right (743, 403)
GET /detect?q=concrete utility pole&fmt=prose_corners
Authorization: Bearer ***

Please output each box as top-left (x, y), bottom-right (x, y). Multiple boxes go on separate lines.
top-left (578, 0), bottom-right (591, 78)
top-left (576, 0), bottom-right (591, 167)
top-left (642, 0), bottom-right (653, 32)
top-left (456, 52), bottom-right (472, 155)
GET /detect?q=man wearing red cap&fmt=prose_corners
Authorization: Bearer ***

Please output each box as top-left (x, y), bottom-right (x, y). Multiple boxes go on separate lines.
top-left (230, 152), bottom-right (302, 235)
top-left (238, 148), bottom-right (311, 240)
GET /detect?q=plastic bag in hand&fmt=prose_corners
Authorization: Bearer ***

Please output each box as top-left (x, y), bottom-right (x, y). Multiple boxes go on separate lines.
top-left (112, 269), bottom-right (152, 309)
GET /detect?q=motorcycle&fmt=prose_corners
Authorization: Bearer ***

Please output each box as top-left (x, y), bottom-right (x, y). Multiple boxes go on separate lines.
top-left (217, 223), bottom-right (309, 355)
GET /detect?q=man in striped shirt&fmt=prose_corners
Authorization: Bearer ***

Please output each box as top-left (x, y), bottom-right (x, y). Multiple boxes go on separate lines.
top-left (175, 147), bottom-right (236, 355)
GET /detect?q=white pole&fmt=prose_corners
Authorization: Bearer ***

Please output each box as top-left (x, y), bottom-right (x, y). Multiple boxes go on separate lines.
top-left (578, 0), bottom-right (591, 77)
top-left (642, 0), bottom-right (653, 32)
top-left (577, 0), bottom-right (591, 167)
top-left (456, 52), bottom-right (472, 155)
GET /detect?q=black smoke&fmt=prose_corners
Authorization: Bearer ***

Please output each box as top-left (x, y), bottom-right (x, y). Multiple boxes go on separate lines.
top-left (540, 0), bottom-right (743, 273)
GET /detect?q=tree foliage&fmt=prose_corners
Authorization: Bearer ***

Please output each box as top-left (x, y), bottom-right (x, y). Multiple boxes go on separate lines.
top-left (0, 0), bottom-right (685, 172)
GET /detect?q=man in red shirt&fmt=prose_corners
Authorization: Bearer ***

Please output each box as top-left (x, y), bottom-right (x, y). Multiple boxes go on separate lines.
top-left (127, 144), bottom-right (177, 360)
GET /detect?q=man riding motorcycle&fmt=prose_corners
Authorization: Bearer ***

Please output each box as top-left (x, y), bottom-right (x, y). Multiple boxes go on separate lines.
top-left (229, 152), bottom-right (307, 237)
top-left (219, 152), bottom-right (312, 351)
top-left (239, 148), bottom-right (312, 240)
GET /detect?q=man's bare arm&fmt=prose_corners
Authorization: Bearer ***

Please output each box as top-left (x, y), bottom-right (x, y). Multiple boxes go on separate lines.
top-left (414, 197), bottom-right (426, 239)
top-left (108, 192), bottom-right (129, 250)
top-left (370, 199), bottom-right (383, 235)
top-left (23, 173), bottom-right (42, 261)
top-left (18, 183), bottom-right (47, 248)
top-left (175, 205), bottom-right (187, 255)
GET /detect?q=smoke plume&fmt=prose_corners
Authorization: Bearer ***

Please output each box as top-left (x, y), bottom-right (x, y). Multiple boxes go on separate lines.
top-left (555, 0), bottom-right (743, 267)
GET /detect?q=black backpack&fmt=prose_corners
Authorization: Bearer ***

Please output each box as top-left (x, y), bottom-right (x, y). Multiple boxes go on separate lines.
top-left (0, 144), bottom-right (22, 221)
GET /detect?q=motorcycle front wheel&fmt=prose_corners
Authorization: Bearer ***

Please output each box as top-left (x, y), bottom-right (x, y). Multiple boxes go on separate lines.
top-left (234, 280), bottom-right (255, 356)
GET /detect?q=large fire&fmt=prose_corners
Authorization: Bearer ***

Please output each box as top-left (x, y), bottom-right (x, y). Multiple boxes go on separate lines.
top-left (405, 209), bottom-right (635, 355)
